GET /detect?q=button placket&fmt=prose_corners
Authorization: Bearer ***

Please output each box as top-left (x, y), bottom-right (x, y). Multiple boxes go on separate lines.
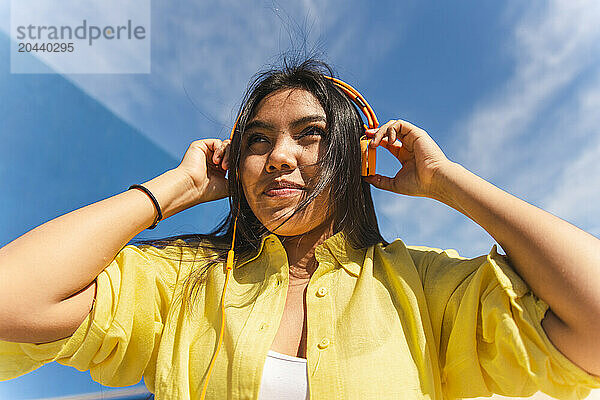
top-left (306, 264), bottom-right (335, 360)
top-left (317, 338), bottom-right (330, 349)
top-left (266, 236), bottom-right (286, 293)
top-left (233, 237), bottom-right (287, 396)
top-left (308, 241), bottom-right (345, 397)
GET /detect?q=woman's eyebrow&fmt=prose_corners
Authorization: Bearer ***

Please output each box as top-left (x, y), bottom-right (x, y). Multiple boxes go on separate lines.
top-left (245, 115), bottom-right (326, 132)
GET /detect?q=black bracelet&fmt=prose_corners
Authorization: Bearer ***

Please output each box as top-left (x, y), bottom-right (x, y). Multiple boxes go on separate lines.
top-left (128, 184), bottom-right (163, 229)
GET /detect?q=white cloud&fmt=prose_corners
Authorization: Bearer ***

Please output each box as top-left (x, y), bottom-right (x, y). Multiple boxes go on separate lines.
top-left (376, 0), bottom-right (600, 257)
top-left (1, 1), bottom-right (345, 153)
top-left (1, 1), bottom-right (408, 158)
top-left (454, 0), bottom-right (600, 238)
top-left (540, 74), bottom-right (600, 236)
top-left (458, 0), bottom-right (600, 176)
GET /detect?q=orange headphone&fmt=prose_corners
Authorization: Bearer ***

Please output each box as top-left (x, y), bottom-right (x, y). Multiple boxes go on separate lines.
top-left (324, 76), bottom-right (379, 176)
top-left (199, 75), bottom-right (379, 399)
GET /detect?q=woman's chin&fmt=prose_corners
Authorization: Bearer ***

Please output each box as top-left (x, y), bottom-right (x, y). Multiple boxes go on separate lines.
top-left (263, 221), bottom-right (306, 236)
top-left (260, 216), bottom-right (308, 236)
top-left (261, 214), bottom-right (331, 237)
top-left (252, 201), bottom-right (332, 237)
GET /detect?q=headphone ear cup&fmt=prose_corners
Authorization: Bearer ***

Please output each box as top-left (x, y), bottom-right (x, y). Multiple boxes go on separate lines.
top-left (360, 135), bottom-right (376, 176)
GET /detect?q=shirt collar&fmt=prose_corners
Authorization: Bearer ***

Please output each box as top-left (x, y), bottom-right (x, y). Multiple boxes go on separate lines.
top-left (234, 230), bottom-right (366, 277)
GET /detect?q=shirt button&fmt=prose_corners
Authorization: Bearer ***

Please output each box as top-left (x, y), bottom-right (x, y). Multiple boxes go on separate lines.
top-left (316, 287), bottom-right (328, 297)
top-left (317, 338), bottom-right (330, 349)
top-left (273, 278), bottom-right (281, 288)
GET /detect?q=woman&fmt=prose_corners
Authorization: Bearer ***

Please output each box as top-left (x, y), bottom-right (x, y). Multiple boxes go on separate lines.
top-left (1, 58), bottom-right (600, 399)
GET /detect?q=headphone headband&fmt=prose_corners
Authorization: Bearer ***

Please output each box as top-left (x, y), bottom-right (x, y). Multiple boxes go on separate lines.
top-left (323, 76), bottom-right (379, 131)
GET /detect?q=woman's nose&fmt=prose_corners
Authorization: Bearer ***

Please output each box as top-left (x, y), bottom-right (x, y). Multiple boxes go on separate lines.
top-left (266, 140), bottom-right (298, 172)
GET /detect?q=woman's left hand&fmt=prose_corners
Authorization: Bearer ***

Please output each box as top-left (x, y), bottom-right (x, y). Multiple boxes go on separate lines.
top-left (363, 119), bottom-right (452, 198)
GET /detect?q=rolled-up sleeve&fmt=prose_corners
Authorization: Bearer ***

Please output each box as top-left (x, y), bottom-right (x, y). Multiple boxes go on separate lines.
top-left (411, 244), bottom-right (600, 400)
top-left (0, 240), bottom-right (186, 388)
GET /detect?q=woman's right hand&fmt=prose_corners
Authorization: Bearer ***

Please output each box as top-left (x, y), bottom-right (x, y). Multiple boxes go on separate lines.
top-left (175, 139), bottom-right (231, 204)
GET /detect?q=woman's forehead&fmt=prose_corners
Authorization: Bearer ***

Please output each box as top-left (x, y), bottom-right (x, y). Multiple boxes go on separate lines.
top-left (250, 88), bottom-right (326, 124)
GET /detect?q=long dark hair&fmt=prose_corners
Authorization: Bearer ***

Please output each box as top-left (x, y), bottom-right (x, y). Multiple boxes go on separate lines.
top-left (131, 57), bottom-right (387, 316)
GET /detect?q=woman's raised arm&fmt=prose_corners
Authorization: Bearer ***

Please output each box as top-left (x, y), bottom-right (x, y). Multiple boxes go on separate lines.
top-left (365, 119), bottom-right (600, 376)
top-left (0, 139), bottom-right (230, 343)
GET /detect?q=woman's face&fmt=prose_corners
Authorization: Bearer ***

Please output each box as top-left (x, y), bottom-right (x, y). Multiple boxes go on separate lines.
top-left (240, 88), bottom-right (332, 236)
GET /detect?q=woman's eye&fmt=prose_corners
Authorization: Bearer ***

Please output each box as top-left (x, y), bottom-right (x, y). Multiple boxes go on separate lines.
top-left (300, 126), bottom-right (326, 138)
top-left (245, 127), bottom-right (325, 148)
top-left (247, 133), bottom-right (269, 146)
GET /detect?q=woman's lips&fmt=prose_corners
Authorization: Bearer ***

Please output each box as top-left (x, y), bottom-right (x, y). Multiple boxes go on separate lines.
top-left (264, 187), bottom-right (305, 197)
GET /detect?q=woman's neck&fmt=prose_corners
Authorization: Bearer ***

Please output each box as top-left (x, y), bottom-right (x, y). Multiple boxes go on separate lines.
top-left (278, 222), bottom-right (334, 284)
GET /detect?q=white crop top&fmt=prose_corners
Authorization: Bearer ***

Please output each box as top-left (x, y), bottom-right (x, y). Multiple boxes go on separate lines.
top-left (258, 350), bottom-right (309, 400)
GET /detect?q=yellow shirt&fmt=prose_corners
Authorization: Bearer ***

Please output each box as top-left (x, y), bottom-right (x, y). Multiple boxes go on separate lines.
top-left (1, 232), bottom-right (599, 399)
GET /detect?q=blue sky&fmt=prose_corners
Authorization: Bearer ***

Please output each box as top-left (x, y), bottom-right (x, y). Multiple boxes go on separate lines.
top-left (1, 1), bottom-right (599, 399)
